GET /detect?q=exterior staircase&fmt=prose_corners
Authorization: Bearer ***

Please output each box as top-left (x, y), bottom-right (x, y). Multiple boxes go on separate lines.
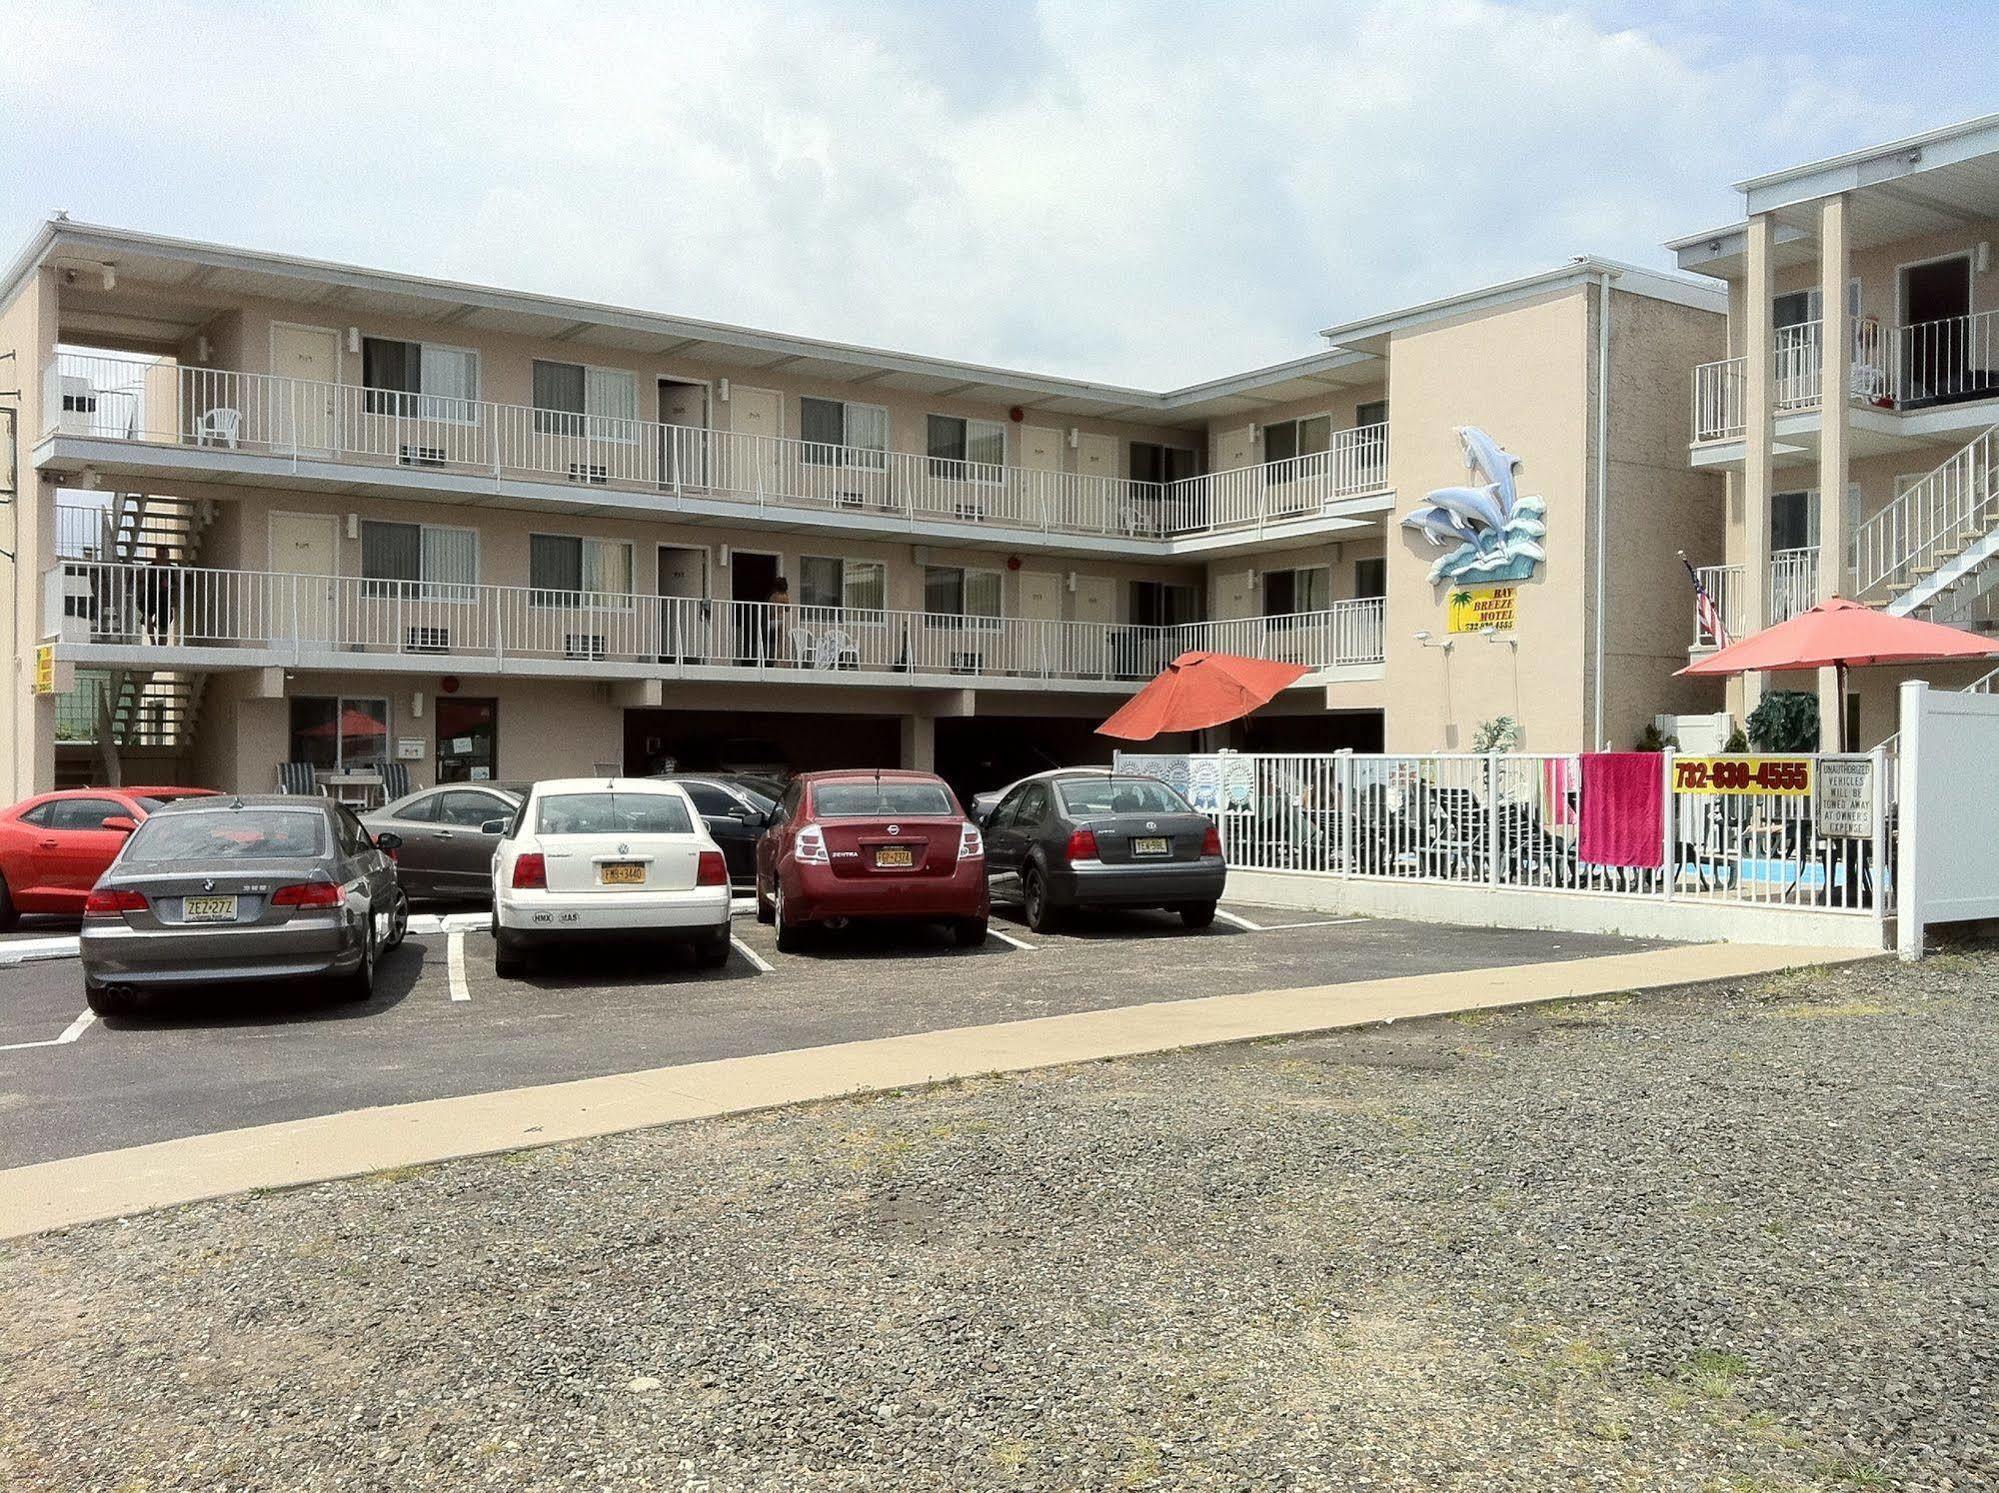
top-left (1853, 425), bottom-right (1999, 624)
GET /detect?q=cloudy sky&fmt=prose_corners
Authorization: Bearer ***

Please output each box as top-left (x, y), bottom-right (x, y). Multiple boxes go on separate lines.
top-left (3, 1), bottom-right (1993, 386)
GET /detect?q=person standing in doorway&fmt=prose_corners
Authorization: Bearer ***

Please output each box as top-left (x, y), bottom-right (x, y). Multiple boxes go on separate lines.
top-left (765, 575), bottom-right (792, 666)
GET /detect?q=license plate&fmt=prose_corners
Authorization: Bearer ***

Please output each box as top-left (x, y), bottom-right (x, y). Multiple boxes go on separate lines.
top-left (183, 894), bottom-right (238, 923)
top-left (599, 862), bottom-right (646, 886)
top-left (874, 846), bottom-right (914, 869)
top-left (1133, 837), bottom-right (1170, 857)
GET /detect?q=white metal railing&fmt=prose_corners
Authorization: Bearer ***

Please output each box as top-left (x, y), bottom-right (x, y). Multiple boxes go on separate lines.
top-left (1690, 547), bottom-right (1819, 645)
top-left (1852, 427), bottom-right (1999, 604)
top-left (1693, 311), bottom-right (1999, 442)
top-left (1119, 749), bottom-right (1889, 916)
top-left (45, 353), bottom-right (1390, 542)
top-left (45, 560), bottom-right (1384, 680)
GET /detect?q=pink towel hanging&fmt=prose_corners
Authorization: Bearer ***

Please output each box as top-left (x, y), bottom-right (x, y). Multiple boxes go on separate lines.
top-left (1577, 753), bottom-right (1664, 868)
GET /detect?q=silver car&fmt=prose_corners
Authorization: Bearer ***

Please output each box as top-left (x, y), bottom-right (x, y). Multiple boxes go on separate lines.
top-left (363, 782), bottom-right (526, 901)
top-left (78, 795), bottom-right (409, 1017)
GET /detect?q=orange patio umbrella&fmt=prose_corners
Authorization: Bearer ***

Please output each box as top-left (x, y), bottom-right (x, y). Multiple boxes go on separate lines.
top-left (1096, 651), bottom-right (1310, 742)
top-left (1678, 595), bottom-right (1997, 741)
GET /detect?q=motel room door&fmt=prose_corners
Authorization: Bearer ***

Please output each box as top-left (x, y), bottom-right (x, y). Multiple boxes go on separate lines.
top-left (1071, 573), bottom-right (1115, 675)
top-left (728, 386), bottom-right (782, 495)
top-left (658, 544), bottom-right (709, 663)
top-left (1076, 433), bottom-right (1119, 529)
top-left (659, 379), bottom-right (709, 487)
top-left (1019, 425), bottom-right (1064, 525)
top-left (1017, 569), bottom-right (1062, 677)
top-left (269, 323), bottom-right (340, 455)
top-left (268, 510), bottom-right (341, 647)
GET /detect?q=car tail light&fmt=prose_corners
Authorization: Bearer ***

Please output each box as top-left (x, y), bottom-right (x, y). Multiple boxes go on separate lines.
top-left (83, 888), bottom-right (147, 917)
top-left (271, 881), bottom-right (342, 908)
top-left (959, 821), bottom-right (984, 860)
top-left (1201, 823), bottom-right (1223, 857)
top-left (696, 849), bottom-right (728, 887)
top-left (794, 826), bottom-right (829, 864)
top-left (510, 853), bottom-right (547, 890)
top-left (1064, 827), bottom-right (1099, 862)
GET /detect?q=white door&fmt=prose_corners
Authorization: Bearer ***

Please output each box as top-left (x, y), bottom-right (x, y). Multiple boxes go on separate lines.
top-left (269, 511), bottom-right (341, 646)
top-left (660, 380), bottom-right (709, 488)
top-left (728, 386), bottom-right (782, 497)
top-left (270, 323), bottom-right (340, 455)
top-left (1216, 425), bottom-right (1255, 472)
top-left (1071, 573), bottom-right (1115, 674)
top-left (1017, 569), bottom-right (1062, 676)
top-left (1019, 425), bottom-right (1064, 525)
top-left (1076, 433), bottom-right (1120, 531)
top-left (658, 545), bottom-right (708, 661)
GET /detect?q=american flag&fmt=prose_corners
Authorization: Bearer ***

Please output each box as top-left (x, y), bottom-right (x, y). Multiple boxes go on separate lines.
top-left (1682, 555), bottom-right (1731, 648)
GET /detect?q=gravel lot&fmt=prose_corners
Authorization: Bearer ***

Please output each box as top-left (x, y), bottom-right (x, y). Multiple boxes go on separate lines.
top-left (3, 952), bottom-right (1994, 1491)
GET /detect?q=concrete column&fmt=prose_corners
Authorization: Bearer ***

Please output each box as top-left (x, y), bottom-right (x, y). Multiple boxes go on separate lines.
top-left (1742, 213), bottom-right (1777, 724)
top-left (899, 712), bottom-right (935, 773)
top-left (1816, 192), bottom-right (1852, 749)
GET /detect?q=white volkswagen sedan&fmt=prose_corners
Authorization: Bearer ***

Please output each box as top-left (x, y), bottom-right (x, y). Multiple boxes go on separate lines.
top-left (489, 778), bottom-right (733, 977)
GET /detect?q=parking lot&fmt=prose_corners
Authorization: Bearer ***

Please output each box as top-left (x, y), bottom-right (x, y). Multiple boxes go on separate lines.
top-left (0, 902), bottom-right (1665, 1170)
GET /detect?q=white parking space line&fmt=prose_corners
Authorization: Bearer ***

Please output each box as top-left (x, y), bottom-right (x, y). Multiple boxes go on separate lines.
top-left (408, 912), bottom-right (493, 936)
top-left (731, 937), bottom-right (775, 974)
top-left (1251, 918), bottom-right (1369, 931)
top-left (446, 931), bottom-right (471, 1002)
top-left (0, 1009), bottom-right (96, 1052)
top-left (1213, 909), bottom-right (1265, 932)
top-left (988, 927), bottom-right (1037, 951)
top-left (0, 936), bottom-right (82, 966)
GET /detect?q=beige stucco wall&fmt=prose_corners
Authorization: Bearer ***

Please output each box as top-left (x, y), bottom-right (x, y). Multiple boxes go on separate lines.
top-left (0, 267), bottom-right (57, 799)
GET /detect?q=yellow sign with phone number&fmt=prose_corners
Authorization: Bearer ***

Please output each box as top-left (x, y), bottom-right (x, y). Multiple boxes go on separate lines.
top-left (1672, 756), bottom-right (1812, 795)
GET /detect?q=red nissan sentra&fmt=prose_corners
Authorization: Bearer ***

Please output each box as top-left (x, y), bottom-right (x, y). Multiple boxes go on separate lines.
top-left (754, 770), bottom-right (988, 951)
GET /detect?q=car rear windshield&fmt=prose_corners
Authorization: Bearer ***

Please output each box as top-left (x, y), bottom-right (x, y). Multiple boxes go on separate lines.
top-left (535, 793), bottom-right (694, 836)
top-left (812, 782), bottom-right (954, 818)
top-left (124, 810), bottom-right (328, 861)
top-left (1056, 778), bottom-right (1191, 816)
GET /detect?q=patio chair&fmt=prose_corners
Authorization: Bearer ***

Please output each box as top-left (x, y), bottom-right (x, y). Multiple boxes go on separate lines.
top-left (192, 407), bottom-right (241, 449)
top-left (277, 762), bottom-right (322, 795)
top-left (811, 628), bottom-right (860, 670)
top-left (381, 761), bottom-right (414, 802)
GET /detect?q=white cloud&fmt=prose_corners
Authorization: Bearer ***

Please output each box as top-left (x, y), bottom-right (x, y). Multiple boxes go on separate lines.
top-left (0, 0), bottom-right (1973, 384)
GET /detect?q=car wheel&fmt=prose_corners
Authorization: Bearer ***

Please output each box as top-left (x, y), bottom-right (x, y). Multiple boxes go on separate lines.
top-left (1023, 865), bottom-right (1058, 934)
top-left (0, 875), bottom-right (16, 932)
top-left (493, 928), bottom-right (526, 979)
top-left (695, 926), bottom-right (732, 968)
top-left (755, 876), bottom-right (776, 925)
top-left (84, 979), bottom-right (136, 1018)
top-left (954, 916), bottom-right (989, 948)
top-left (774, 886), bottom-right (808, 953)
top-left (385, 885), bottom-right (410, 949)
top-left (1179, 901), bottom-right (1218, 930)
top-left (339, 921), bottom-right (377, 1003)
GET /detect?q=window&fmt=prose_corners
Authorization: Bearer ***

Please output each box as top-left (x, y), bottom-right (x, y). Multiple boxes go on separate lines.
top-left (290, 696), bottom-right (390, 773)
top-left (811, 781), bottom-right (955, 817)
top-left (18, 801), bottom-right (55, 828)
top-left (435, 790), bottom-right (510, 827)
top-left (1128, 442), bottom-right (1198, 486)
top-left (1263, 416), bottom-right (1332, 467)
top-left (799, 556), bottom-right (887, 617)
top-left (927, 415), bottom-right (1007, 483)
top-left (532, 360), bottom-right (638, 441)
top-left (1354, 558), bottom-right (1386, 599)
top-left (536, 792), bottom-right (695, 836)
top-left (1055, 778), bottom-right (1191, 816)
top-left (1264, 566), bottom-right (1330, 618)
top-left (1016, 783), bottom-right (1051, 825)
top-left (360, 521), bottom-right (478, 602)
top-left (529, 534), bottom-right (635, 608)
top-left (1130, 580), bottom-right (1199, 628)
top-left (923, 565), bottom-right (1002, 629)
top-left (1771, 491), bottom-right (1818, 553)
top-left (801, 397), bottom-right (888, 469)
top-left (125, 809), bottom-right (327, 862)
top-left (48, 797), bottom-right (125, 831)
top-left (361, 337), bottom-right (479, 422)
top-left (396, 792), bottom-right (442, 823)
top-left (1355, 400), bottom-right (1388, 428)
top-left (437, 696), bottom-right (499, 783)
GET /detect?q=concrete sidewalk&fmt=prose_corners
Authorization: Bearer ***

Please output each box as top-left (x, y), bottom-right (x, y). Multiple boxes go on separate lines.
top-left (0, 941), bottom-right (1875, 1239)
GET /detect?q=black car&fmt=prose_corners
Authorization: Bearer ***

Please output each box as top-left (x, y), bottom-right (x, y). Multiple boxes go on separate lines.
top-left (980, 769), bottom-right (1226, 932)
top-left (363, 783), bottom-right (528, 901)
top-left (647, 774), bottom-right (779, 886)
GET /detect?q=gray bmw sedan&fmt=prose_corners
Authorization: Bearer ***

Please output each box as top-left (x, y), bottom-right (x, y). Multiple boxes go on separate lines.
top-left (78, 795), bottom-right (408, 1016)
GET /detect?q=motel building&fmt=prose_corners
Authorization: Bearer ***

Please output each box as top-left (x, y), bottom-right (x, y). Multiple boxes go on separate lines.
top-left (0, 218), bottom-right (1730, 802)
top-left (1672, 110), bottom-right (1999, 747)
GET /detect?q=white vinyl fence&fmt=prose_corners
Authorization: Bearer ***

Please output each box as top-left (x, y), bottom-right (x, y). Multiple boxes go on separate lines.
top-left (1117, 748), bottom-right (1892, 918)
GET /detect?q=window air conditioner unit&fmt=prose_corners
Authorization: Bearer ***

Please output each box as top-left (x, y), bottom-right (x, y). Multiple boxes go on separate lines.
top-left (406, 626), bottom-right (451, 654)
top-left (836, 489), bottom-right (866, 509)
top-left (569, 462), bottom-right (609, 485)
top-left (399, 444), bottom-right (447, 467)
top-left (564, 633), bottom-right (608, 661)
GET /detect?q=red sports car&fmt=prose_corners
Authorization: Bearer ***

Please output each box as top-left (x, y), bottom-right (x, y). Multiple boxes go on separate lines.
top-left (0, 787), bottom-right (216, 926)
top-left (755, 770), bottom-right (988, 951)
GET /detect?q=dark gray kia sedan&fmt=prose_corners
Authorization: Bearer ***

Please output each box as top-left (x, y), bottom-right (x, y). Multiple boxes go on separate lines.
top-left (78, 796), bottom-right (408, 1016)
top-left (979, 769), bottom-right (1226, 932)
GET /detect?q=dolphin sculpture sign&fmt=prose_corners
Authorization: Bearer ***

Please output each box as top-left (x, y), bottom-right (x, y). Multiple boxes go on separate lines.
top-left (1399, 426), bottom-right (1547, 584)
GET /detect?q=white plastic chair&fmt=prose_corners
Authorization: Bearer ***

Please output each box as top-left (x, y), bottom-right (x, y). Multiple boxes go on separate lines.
top-left (813, 628), bottom-right (859, 670)
top-left (192, 407), bottom-right (241, 449)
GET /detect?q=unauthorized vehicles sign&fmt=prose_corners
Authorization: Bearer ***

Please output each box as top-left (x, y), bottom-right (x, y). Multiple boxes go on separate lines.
top-left (1673, 756), bottom-right (1812, 795)
top-left (1814, 757), bottom-right (1875, 837)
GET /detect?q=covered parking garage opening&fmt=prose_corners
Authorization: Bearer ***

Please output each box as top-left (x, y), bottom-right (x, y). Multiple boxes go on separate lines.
top-left (1234, 709), bottom-right (1384, 754)
top-left (936, 715), bottom-right (1196, 804)
top-left (623, 709), bottom-right (900, 779)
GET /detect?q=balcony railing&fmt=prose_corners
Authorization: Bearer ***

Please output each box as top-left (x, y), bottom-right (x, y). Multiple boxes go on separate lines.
top-left (43, 353), bottom-right (1390, 542)
top-left (1691, 546), bottom-right (1820, 646)
top-left (46, 559), bottom-right (1387, 682)
top-left (1692, 311), bottom-right (1996, 442)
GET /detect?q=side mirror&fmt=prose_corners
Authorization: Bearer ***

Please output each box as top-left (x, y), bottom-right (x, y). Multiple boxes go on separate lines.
top-left (480, 817), bottom-right (509, 836)
top-left (373, 831), bottom-right (404, 852)
top-left (101, 815), bottom-right (138, 834)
